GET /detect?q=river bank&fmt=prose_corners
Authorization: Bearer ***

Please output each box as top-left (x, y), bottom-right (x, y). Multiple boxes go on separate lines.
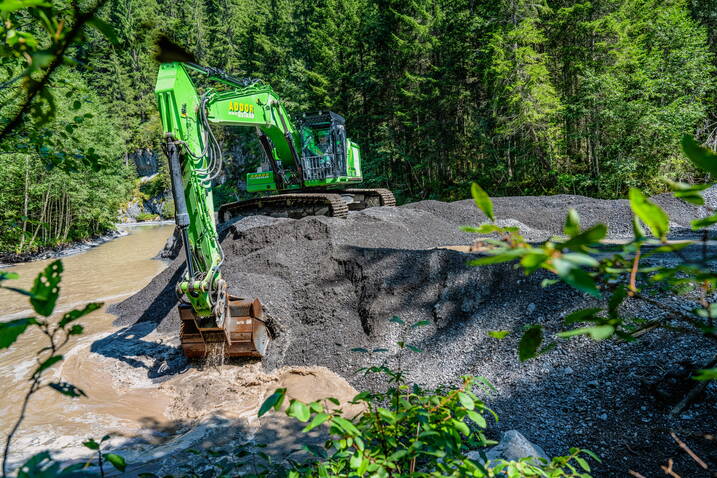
top-left (0, 221), bottom-right (174, 266)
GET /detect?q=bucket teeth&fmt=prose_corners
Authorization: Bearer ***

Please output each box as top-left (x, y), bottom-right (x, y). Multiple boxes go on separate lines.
top-left (179, 296), bottom-right (270, 358)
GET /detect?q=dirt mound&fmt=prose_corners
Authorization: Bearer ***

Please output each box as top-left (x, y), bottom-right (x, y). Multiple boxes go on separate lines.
top-left (108, 192), bottom-right (717, 476)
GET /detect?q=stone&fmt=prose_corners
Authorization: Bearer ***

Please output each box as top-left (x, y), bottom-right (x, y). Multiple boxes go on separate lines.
top-left (466, 430), bottom-right (549, 467)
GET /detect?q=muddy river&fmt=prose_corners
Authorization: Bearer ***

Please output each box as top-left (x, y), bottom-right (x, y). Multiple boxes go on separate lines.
top-left (0, 224), bottom-right (356, 471)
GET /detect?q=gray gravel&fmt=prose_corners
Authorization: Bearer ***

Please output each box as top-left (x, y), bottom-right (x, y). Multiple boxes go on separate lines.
top-left (111, 190), bottom-right (717, 477)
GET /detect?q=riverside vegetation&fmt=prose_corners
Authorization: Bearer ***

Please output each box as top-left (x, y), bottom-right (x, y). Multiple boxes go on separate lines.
top-left (2, 140), bottom-right (717, 475)
top-left (2, 0), bottom-right (717, 253)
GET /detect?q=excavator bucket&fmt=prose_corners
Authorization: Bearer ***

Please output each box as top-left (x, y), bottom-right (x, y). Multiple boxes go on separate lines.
top-left (178, 297), bottom-right (270, 359)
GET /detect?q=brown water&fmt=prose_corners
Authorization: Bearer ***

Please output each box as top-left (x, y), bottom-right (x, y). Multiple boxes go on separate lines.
top-left (0, 224), bottom-right (358, 469)
top-left (0, 225), bottom-right (174, 461)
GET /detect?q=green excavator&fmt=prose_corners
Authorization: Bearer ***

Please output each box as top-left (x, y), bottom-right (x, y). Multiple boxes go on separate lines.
top-left (154, 62), bottom-right (394, 359)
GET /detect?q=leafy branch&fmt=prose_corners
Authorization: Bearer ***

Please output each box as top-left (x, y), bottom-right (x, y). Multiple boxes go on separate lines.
top-left (1, 260), bottom-right (102, 477)
top-left (465, 135), bottom-right (717, 389)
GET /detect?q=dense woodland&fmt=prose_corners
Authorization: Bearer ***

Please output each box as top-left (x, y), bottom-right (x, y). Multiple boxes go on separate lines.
top-left (1, 0), bottom-right (717, 253)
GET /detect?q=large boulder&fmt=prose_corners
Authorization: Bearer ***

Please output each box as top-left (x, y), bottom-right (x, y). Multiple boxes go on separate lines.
top-left (467, 430), bottom-right (549, 466)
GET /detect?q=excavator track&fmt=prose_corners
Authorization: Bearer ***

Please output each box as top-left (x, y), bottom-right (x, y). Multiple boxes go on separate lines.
top-left (344, 188), bottom-right (396, 210)
top-left (218, 193), bottom-right (349, 223)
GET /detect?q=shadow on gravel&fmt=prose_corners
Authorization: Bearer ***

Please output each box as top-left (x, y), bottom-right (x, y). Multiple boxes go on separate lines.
top-left (25, 413), bottom-right (325, 477)
top-left (91, 265), bottom-right (186, 380)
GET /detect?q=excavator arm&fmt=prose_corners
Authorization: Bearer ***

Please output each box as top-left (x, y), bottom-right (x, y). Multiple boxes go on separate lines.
top-left (155, 61), bottom-right (285, 357)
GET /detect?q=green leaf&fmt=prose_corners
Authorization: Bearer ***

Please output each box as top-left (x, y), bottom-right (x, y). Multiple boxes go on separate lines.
top-left (48, 382), bottom-right (85, 398)
top-left (693, 368), bottom-right (717, 381)
top-left (575, 456), bottom-right (591, 472)
top-left (82, 439), bottom-right (99, 450)
top-left (350, 347), bottom-right (369, 353)
top-left (564, 308), bottom-right (602, 324)
top-left (33, 355), bottom-right (62, 377)
top-left (452, 419), bottom-right (470, 435)
top-left (564, 209), bottom-right (580, 237)
top-left (561, 253), bottom-right (599, 268)
top-left (632, 215), bottom-right (646, 240)
top-left (0, 0), bottom-right (50, 12)
top-left (665, 179), bottom-right (710, 206)
top-left (0, 271), bottom-right (19, 281)
top-left (691, 214), bottom-right (717, 230)
top-left (105, 453), bottom-right (126, 472)
top-left (518, 325), bottom-right (543, 362)
top-left (469, 248), bottom-right (530, 266)
top-left (460, 224), bottom-right (507, 234)
top-left (608, 286), bottom-right (627, 318)
top-left (258, 388), bottom-right (286, 417)
top-left (406, 345), bottom-right (422, 353)
top-left (411, 320), bottom-right (430, 328)
top-left (458, 392), bottom-right (475, 410)
top-left (558, 325), bottom-right (615, 340)
top-left (681, 134), bottom-right (717, 176)
top-left (561, 224), bottom-right (607, 250)
top-left (0, 317), bottom-right (37, 349)
top-left (520, 252), bottom-right (548, 272)
top-left (629, 189), bottom-right (669, 241)
top-left (467, 410), bottom-right (487, 428)
top-left (287, 400), bottom-right (311, 422)
top-left (58, 302), bottom-right (102, 328)
top-left (488, 330), bottom-right (511, 339)
top-left (552, 258), bottom-right (601, 298)
top-left (87, 16), bottom-right (119, 45)
top-left (389, 316), bottom-right (405, 325)
top-left (302, 412), bottom-right (330, 432)
top-left (664, 179), bottom-right (710, 193)
top-left (30, 260), bottom-right (63, 317)
top-left (388, 449), bottom-right (409, 461)
top-left (332, 416), bottom-right (360, 436)
top-left (471, 183), bottom-right (494, 221)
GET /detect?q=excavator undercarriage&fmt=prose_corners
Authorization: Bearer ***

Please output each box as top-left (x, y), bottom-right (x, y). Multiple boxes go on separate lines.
top-left (218, 188), bottom-right (395, 222)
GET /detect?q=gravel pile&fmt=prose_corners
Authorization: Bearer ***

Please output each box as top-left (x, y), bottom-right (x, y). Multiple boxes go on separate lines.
top-left (110, 190), bottom-right (717, 476)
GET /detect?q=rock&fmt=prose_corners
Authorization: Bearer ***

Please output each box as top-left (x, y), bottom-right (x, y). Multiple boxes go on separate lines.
top-left (158, 227), bottom-right (182, 260)
top-left (466, 430), bottom-right (549, 467)
top-left (131, 148), bottom-right (159, 177)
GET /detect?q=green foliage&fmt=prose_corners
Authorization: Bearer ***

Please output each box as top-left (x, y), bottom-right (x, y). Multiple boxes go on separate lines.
top-left (135, 213), bottom-right (159, 222)
top-left (252, 318), bottom-right (597, 477)
top-left (467, 135), bottom-right (717, 380)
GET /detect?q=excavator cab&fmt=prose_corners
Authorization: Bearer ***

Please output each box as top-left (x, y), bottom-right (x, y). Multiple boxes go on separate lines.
top-left (299, 111), bottom-right (348, 181)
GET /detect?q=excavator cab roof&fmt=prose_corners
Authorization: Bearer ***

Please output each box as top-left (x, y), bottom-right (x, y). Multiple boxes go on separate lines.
top-left (301, 111), bottom-right (345, 128)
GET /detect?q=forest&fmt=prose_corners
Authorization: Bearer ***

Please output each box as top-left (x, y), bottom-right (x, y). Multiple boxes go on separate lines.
top-left (1, 0), bottom-right (717, 253)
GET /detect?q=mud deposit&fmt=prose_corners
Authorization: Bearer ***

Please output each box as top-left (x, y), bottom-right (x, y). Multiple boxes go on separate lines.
top-left (107, 193), bottom-right (717, 476)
